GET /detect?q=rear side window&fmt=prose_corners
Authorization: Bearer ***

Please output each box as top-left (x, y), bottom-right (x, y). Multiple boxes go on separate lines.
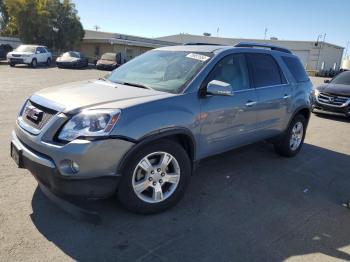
top-left (282, 56), bottom-right (309, 83)
top-left (247, 53), bottom-right (284, 88)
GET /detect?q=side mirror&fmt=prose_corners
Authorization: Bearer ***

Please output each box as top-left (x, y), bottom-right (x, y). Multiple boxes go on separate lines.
top-left (206, 80), bottom-right (233, 96)
top-left (324, 79), bottom-right (330, 83)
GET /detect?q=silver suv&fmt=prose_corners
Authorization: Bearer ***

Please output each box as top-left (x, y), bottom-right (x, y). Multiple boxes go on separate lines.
top-left (11, 43), bottom-right (312, 214)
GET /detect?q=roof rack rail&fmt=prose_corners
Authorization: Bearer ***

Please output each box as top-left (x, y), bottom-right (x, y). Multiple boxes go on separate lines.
top-left (234, 42), bottom-right (292, 54)
top-left (183, 42), bottom-right (223, 46)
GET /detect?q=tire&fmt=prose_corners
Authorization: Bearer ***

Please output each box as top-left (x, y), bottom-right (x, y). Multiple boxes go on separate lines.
top-left (117, 139), bottom-right (191, 214)
top-left (30, 58), bottom-right (37, 68)
top-left (9, 63), bottom-right (15, 67)
top-left (273, 114), bottom-right (307, 157)
top-left (46, 58), bottom-right (51, 66)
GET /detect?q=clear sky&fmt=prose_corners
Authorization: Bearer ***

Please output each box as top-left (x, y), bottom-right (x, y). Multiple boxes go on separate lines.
top-left (72, 0), bottom-right (349, 48)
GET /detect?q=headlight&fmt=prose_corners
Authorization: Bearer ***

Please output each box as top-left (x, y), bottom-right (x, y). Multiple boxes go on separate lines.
top-left (58, 109), bottom-right (121, 142)
top-left (314, 89), bottom-right (320, 96)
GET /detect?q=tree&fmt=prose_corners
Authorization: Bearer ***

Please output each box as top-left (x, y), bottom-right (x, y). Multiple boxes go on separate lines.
top-left (2, 0), bottom-right (84, 50)
top-left (0, 0), bottom-right (9, 33)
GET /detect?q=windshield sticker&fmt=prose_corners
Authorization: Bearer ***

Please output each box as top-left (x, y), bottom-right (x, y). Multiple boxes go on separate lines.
top-left (186, 53), bottom-right (210, 62)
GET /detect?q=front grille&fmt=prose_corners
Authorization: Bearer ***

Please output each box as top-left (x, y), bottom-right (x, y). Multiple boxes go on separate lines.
top-left (12, 54), bottom-right (21, 57)
top-left (21, 100), bottom-right (58, 130)
top-left (317, 93), bottom-right (350, 107)
top-left (10, 58), bottom-right (24, 63)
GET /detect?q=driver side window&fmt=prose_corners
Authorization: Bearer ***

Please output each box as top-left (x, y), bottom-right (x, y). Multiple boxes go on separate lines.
top-left (207, 54), bottom-right (250, 91)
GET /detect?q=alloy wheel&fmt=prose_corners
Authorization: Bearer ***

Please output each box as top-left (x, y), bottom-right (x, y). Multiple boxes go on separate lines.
top-left (290, 121), bottom-right (304, 151)
top-left (132, 151), bottom-right (180, 203)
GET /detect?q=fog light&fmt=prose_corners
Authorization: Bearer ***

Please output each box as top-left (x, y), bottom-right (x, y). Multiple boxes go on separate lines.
top-left (59, 159), bottom-right (80, 175)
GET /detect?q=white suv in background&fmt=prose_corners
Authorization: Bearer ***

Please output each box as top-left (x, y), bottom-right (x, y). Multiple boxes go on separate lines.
top-left (7, 45), bottom-right (52, 68)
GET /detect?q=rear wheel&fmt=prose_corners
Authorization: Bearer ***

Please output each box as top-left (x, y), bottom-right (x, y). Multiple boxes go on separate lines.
top-left (9, 63), bottom-right (15, 67)
top-left (274, 114), bottom-right (306, 157)
top-left (117, 139), bottom-right (191, 214)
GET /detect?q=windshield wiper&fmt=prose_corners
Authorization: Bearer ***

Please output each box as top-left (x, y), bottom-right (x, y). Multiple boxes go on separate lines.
top-left (115, 81), bottom-right (153, 90)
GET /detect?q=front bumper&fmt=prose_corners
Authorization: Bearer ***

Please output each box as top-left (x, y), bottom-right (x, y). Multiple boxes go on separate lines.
top-left (311, 97), bottom-right (350, 117)
top-left (96, 63), bottom-right (116, 71)
top-left (9, 57), bottom-right (32, 64)
top-left (11, 127), bottom-right (135, 199)
top-left (56, 61), bottom-right (83, 68)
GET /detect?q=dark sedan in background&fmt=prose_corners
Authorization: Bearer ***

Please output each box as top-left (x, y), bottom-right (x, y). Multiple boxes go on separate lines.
top-left (96, 52), bottom-right (121, 70)
top-left (312, 71), bottom-right (350, 118)
top-left (0, 44), bottom-right (13, 60)
top-left (56, 51), bottom-right (88, 68)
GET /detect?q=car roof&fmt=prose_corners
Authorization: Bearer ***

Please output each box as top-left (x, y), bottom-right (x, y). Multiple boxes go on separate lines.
top-left (155, 44), bottom-right (295, 56)
top-left (19, 44), bottom-right (47, 48)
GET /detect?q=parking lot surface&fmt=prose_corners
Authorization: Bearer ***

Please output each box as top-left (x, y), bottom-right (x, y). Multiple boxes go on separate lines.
top-left (1, 65), bottom-right (350, 262)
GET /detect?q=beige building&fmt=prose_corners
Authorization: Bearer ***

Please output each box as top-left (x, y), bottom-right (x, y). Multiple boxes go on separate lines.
top-left (80, 30), bottom-right (174, 63)
top-left (156, 34), bottom-right (344, 72)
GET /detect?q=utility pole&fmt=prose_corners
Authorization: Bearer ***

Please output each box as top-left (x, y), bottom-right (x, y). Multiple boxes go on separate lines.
top-left (264, 27), bottom-right (268, 40)
top-left (344, 40), bottom-right (349, 59)
top-left (315, 34), bottom-right (324, 71)
top-left (94, 25), bottom-right (100, 31)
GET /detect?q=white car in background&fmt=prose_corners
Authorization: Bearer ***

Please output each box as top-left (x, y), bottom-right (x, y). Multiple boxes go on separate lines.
top-left (7, 45), bottom-right (52, 68)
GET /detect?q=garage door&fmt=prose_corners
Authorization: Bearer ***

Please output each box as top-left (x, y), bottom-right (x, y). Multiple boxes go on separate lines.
top-left (292, 50), bottom-right (310, 68)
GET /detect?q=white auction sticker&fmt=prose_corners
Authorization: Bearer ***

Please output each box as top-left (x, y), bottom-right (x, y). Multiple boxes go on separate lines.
top-left (186, 53), bottom-right (210, 62)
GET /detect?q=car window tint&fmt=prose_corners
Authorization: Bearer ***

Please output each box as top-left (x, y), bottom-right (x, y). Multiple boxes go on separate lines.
top-left (282, 56), bottom-right (309, 83)
top-left (330, 71), bottom-right (350, 85)
top-left (207, 54), bottom-right (250, 91)
top-left (247, 53), bottom-right (283, 87)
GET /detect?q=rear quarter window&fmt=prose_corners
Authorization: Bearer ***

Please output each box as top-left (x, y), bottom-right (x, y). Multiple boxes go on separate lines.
top-left (282, 56), bottom-right (309, 83)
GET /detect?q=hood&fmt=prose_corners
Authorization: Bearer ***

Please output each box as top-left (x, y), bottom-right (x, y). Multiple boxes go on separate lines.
top-left (9, 51), bottom-right (33, 56)
top-left (97, 59), bottom-right (116, 65)
top-left (31, 79), bottom-right (173, 113)
top-left (57, 57), bottom-right (79, 62)
top-left (316, 84), bottom-right (350, 97)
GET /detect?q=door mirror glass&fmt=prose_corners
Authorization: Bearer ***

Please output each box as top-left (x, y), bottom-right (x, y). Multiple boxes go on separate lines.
top-left (324, 79), bottom-right (330, 83)
top-left (206, 80), bottom-right (233, 96)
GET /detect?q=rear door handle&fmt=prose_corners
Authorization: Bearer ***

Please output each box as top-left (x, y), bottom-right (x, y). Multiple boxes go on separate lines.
top-left (283, 94), bottom-right (291, 99)
top-left (245, 101), bottom-right (257, 107)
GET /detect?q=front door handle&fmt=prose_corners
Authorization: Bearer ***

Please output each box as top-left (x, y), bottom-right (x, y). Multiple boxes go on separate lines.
top-left (245, 101), bottom-right (257, 107)
top-left (283, 94), bottom-right (291, 99)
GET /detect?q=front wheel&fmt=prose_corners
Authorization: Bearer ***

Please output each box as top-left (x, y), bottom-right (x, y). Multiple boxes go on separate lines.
top-left (117, 139), bottom-right (191, 214)
top-left (46, 58), bottom-right (51, 66)
top-left (274, 114), bottom-right (307, 157)
top-left (30, 58), bottom-right (37, 68)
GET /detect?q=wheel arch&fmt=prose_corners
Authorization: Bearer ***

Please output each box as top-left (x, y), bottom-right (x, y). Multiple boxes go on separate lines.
top-left (117, 127), bottom-right (196, 174)
top-left (288, 106), bottom-right (311, 129)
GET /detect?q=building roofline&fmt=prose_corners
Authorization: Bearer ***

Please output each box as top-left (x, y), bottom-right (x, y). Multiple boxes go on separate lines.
top-left (156, 33), bottom-right (345, 49)
top-left (84, 29), bottom-right (175, 45)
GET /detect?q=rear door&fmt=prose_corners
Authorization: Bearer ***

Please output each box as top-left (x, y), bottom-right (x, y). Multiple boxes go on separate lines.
top-left (199, 53), bottom-right (259, 157)
top-left (246, 53), bottom-right (292, 138)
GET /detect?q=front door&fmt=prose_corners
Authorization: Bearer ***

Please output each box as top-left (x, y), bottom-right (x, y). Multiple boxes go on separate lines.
top-left (199, 53), bottom-right (259, 158)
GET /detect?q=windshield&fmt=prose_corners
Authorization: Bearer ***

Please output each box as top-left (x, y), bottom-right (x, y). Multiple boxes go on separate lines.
top-left (101, 53), bottom-right (116, 61)
top-left (15, 45), bottom-right (36, 53)
top-left (107, 50), bottom-right (213, 93)
top-left (330, 71), bottom-right (350, 85)
top-left (62, 52), bottom-right (80, 58)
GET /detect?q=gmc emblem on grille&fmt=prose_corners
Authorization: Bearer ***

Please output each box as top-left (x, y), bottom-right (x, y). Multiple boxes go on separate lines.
top-left (329, 97), bottom-right (335, 103)
top-left (24, 105), bottom-right (43, 122)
